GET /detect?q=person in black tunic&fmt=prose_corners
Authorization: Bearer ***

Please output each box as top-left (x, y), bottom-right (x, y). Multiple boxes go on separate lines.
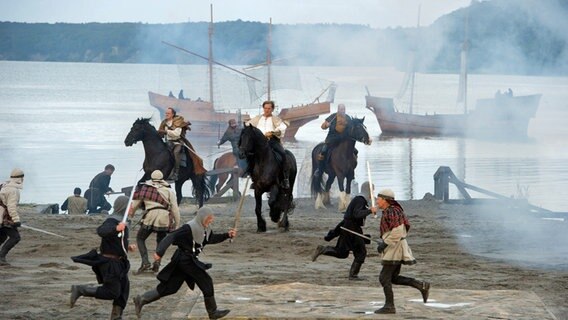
top-left (133, 206), bottom-right (236, 319)
top-left (85, 164), bottom-right (115, 214)
top-left (70, 215), bottom-right (136, 320)
top-left (311, 182), bottom-right (377, 280)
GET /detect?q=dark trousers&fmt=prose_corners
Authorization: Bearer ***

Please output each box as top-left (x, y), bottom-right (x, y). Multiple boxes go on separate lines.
top-left (157, 255), bottom-right (215, 298)
top-left (137, 226), bottom-right (167, 265)
top-left (268, 138), bottom-right (290, 177)
top-left (0, 226), bottom-right (21, 257)
top-left (324, 237), bottom-right (367, 263)
top-left (86, 189), bottom-right (111, 214)
top-left (95, 260), bottom-right (130, 308)
top-left (380, 263), bottom-right (418, 290)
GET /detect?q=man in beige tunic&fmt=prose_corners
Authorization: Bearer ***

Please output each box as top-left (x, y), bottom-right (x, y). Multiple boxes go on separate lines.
top-left (0, 168), bottom-right (25, 266)
top-left (374, 188), bottom-right (430, 314)
top-left (61, 187), bottom-right (88, 215)
top-left (128, 170), bottom-right (180, 274)
top-left (246, 100), bottom-right (291, 189)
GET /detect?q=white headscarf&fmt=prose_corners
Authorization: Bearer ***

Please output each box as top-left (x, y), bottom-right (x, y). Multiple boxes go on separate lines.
top-left (187, 206), bottom-right (214, 245)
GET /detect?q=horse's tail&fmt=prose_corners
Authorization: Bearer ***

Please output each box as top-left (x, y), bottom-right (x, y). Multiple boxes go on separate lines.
top-left (208, 158), bottom-right (219, 193)
top-left (192, 173), bottom-right (211, 207)
top-left (310, 144), bottom-right (325, 197)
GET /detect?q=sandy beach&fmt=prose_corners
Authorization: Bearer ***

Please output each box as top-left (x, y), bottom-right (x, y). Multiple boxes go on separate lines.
top-left (1, 196), bottom-right (566, 319)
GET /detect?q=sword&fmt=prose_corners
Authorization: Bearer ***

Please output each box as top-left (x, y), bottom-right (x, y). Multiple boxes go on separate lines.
top-left (21, 224), bottom-right (66, 239)
top-left (340, 226), bottom-right (382, 244)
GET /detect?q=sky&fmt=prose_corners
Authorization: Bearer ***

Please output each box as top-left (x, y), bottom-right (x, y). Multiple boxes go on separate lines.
top-left (0, 0), bottom-right (473, 28)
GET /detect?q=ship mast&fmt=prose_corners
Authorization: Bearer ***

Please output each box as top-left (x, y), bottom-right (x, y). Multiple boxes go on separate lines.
top-left (458, 8), bottom-right (470, 114)
top-left (409, 5), bottom-right (421, 115)
top-left (208, 4), bottom-right (214, 107)
top-left (267, 18), bottom-right (272, 101)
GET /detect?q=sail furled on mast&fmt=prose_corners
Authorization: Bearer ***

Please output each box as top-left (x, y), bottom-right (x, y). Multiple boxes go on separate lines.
top-left (244, 64), bottom-right (303, 103)
top-left (395, 51), bottom-right (416, 100)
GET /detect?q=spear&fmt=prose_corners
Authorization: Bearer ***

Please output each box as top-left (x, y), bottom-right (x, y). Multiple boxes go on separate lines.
top-left (230, 177), bottom-right (250, 243)
top-left (366, 161), bottom-right (377, 218)
top-left (119, 169), bottom-right (144, 253)
top-left (21, 224), bottom-right (66, 239)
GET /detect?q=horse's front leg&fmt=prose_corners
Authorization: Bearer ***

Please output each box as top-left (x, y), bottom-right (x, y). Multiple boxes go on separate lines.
top-left (217, 172), bottom-right (228, 193)
top-left (255, 189), bottom-right (267, 233)
top-left (336, 175), bottom-right (349, 212)
top-left (323, 173), bottom-right (336, 206)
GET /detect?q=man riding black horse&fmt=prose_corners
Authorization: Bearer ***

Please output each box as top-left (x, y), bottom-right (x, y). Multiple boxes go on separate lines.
top-left (158, 107), bottom-right (206, 180)
top-left (314, 103), bottom-right (355, 177)
top-left (245, 101), bottom-right (291, 189)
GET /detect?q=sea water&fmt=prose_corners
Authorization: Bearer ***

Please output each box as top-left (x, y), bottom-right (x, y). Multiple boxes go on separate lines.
top-left (1, 61), bottom-right (567, 212)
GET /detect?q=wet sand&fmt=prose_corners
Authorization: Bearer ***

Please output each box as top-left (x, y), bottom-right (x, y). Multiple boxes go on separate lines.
top-left (0, 197), bottom-right (566, 319)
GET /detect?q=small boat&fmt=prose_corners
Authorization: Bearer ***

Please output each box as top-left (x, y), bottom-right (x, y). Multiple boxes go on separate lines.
top-left (365, 7), bottom-right (541, 138)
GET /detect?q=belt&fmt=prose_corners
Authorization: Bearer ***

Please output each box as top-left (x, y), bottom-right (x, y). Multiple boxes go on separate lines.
top-left (102, 253), bottom-right (124, 260)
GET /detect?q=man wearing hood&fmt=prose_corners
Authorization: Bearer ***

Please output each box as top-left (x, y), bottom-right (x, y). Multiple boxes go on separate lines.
top-left (69, 214), bottom-right (137, 319)
top-left (373, 189), bottom-right (430, 314)
top-left (128, 170), bottom-right (180, 274)
top-left (0, 168), bottom-right (25, 266)
top-left (133, 206), bottom-right (236, 319)
top-left (311, 181), bottom-right (377, 280)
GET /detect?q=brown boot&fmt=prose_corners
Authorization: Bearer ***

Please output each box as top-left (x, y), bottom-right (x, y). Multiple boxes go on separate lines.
top-left (311, 245), bottom-right (325, 262)
top-left (110, 305), bottom-right (123, 320)
top-left (374, 285), bottom-right (396, 314)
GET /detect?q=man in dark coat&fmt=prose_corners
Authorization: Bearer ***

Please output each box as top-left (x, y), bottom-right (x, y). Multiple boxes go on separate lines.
top-left (217, 118), bottom-right (248, 173)
top-left (314, 103), bottom-right (353, 177)
top-left (70, 215), bottom-right (136, 320)
top-left (85, 164), bottom-right (115, 214)
top-left (311, 182), bottom-right (377, 280)
top-left (133, 206), bottom-right (236, 319)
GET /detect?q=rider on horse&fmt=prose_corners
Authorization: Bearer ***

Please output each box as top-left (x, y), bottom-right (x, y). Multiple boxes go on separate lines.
top-left (246, 101), bottom-right (291, 189)
top-left (217, 119), bottom-right (248, 175)
top-left (314, 103), bottom-right (354, 177)
top-left (158, 107), bottom-right (205, 180)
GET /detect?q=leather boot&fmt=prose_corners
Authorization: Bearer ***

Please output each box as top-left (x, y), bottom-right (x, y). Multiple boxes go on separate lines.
top-left (311, 245), bottom-right (326, 262)
top-left (70, 285), bottom-right (98, 308)
top-left (411, 279), bottom-right (430, 303)
top-left (0, 246), bottom-right (10, 266)
top-left (374, 285), bottom-right (396, 314)
top-left (135, 262), bottom-right (152, 275)
top-left (348, 261), bottom-right (364, 281)
top-left (133, 289), bottom-right (161, 319)
top-left (204, 296), bottom-right (230, 319)
top-left (110, 304), bottom-right (123, 320)
top-left (151, 260), bottom-right (160, 273)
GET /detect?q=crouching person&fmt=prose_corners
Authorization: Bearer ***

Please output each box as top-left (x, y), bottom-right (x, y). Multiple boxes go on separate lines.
top-left (134, 206), bottom-right (236, 319)
top-left (70, 215), bottom-right (136, 319)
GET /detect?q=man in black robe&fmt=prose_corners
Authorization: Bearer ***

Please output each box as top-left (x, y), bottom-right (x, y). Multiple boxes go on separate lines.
top-left (133, 206), bottom-right (236, 319)
top-left (311, 182), bottom-right (377, 280)
top-left (70, 215), bottom-right (136, 319)
top-left (85, 164), bottom-right (115, 214)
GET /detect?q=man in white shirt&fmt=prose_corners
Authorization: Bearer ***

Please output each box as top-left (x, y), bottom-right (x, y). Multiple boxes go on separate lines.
top-left (246, 101), bottom-right (291, 189)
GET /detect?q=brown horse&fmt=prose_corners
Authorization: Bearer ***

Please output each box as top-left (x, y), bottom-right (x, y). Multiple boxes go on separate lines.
top-left (209, 151), bottom-right (244, 194)
top-left (310, 117), bottom-right (371, 211)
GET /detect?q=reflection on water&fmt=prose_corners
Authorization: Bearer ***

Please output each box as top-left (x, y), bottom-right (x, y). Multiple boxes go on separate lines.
top-left (0, 61), bottom-right (567, 212)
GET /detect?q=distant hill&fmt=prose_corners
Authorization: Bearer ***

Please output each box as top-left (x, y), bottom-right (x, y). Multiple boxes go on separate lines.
top-left (0, 0), bottom-right (566, 75)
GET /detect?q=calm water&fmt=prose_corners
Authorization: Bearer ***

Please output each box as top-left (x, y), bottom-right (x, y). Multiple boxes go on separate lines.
top-left (1, 61), bottom-right (567, 212)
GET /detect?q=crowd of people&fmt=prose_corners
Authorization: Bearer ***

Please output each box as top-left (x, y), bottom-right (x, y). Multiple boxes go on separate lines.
top-left (0, 101), bottom-right (430, 319)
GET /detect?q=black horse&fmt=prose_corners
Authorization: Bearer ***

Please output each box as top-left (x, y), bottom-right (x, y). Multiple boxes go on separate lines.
top-left (310, 117), bottom-right (371, 211)
top-left (238, 124), bottom-right (297, 232)
top-left (124, 117), bottom-right (210, 207)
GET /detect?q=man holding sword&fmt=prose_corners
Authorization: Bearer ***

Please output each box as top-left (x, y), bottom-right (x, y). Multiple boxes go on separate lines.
top-left (311, 181), bottom-right (377, 280)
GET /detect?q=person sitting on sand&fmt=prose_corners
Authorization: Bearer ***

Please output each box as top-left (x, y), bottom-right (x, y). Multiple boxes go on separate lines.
top-left (61, 187), bottom-right (88, 215)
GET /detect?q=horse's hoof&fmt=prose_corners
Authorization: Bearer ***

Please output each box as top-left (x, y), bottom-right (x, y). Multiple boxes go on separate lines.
top-left (256, 228), bottom-right (267, 233)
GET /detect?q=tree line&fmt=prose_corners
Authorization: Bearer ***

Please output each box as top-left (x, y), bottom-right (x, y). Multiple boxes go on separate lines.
top-left (0, 0), bottom-right (566, 75)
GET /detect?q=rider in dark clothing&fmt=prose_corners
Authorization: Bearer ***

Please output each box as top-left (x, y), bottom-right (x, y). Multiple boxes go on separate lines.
top-left (311, 182), bottom-right (377, 280)
top-left (217, 119), bottom-right (248, 173)
top-left (314, 104), bottom-right (353, 177)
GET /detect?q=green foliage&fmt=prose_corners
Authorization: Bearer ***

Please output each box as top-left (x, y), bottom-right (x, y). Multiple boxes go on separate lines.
top-left (0, 0), bottom-right (566, 75)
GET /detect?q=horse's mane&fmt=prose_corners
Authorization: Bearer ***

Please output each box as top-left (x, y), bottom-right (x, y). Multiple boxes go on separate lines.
top-left (242, 124), bottom-right (266, 143)
top-left (135, 117), bottom-right (153, 125)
